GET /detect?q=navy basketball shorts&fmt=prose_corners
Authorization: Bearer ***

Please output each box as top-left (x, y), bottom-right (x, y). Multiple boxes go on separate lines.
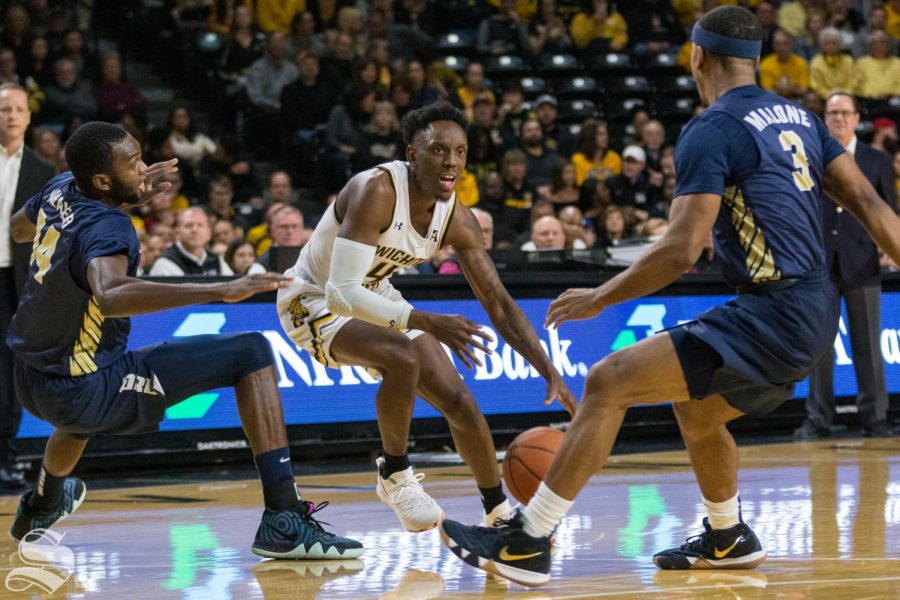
top-left (14, 332), bottom-right (274, 437)
top-left (667, 270), bottom-right (840, 416)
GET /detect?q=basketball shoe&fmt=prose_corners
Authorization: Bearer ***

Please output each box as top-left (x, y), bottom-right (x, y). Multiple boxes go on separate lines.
top-left (653, 518), bottom-right (766, 570)
top-left (375, 457), bottom-right (443, 532)
top-left (484, 499), bottom-right (516, 527)
top-left (10, 478), bottom-right (86, 541)
top-left (252, 500), bottom-right (364, 559)
top-left (441, 510), bottom-right (552, 587)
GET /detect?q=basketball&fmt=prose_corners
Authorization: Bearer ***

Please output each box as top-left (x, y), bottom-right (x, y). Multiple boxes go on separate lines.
top-left (502, 426), bottom-right (565, 504)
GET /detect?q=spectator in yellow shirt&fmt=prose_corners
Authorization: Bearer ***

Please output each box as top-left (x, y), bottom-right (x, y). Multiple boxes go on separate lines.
top-left (571, 119), bottom-right (621, 185)
top-left (777, 0), bottom-right (812, 38)
top-left (759, 29), bottom-right (809, 98)
top-left (810, 27), bottom-right (858, 99)
top-left (887, 0), bottom-right (900, 40)
top-left (256, 0), bottom-right (304, 34)
top-left (569, 0), bottom-right (628, 53)
top-left (855, 31), bottom-right (900, 98)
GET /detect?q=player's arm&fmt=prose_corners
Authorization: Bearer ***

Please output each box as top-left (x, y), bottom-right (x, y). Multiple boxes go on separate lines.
top-left (10, 205), bottom-right (36, 243)
top-left (545, 193), bottom-right (720, 329)
top-left (449, 204), bottom-right (576, 415)
top-left (824, 153), bottom-right (900, 267)
top-left (87, 254), bottom-right (291, 317)
top-left (328, 172), bottom-right (492, 368)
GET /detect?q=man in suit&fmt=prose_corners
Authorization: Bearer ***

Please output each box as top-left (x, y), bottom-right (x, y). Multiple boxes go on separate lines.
top-left (0, 83), bottom-right (55, 488)
top-left (795, 92), bottom-right (897, 441)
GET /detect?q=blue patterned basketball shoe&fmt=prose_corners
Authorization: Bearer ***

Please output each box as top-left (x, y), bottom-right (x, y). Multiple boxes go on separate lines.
top-left (252, 500), bottom-right (364, 559)
top-left (653, 518), bottom-right (766, 570)
top-left (441, 510), bottom-right (552, 587)
top-left (10, 478), bottom-right (86, 541)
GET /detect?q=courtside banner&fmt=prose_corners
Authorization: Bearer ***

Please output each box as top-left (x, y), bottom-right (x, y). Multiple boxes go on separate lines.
top-left (18, 294), bottom-right (900, 437)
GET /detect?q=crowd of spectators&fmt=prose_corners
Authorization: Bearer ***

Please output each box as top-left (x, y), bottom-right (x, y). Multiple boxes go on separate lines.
top-left (2, 0), bottom-right (899, 277)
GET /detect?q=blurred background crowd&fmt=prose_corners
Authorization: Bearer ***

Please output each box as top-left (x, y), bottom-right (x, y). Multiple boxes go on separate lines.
top-left (2, 0), bottom-right (898, 276)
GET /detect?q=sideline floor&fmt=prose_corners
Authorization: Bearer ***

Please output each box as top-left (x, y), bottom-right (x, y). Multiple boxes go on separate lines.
top-left (1, 439), bottom-right (899, 599)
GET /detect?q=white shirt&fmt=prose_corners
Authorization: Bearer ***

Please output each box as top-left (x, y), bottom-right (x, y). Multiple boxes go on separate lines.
top-left (0, 143), bottom-right (24, 267)
top-left (293, 160), bottom-right (456, 291)
top-left (846, 135), bottom-right (857, 157)
top-left (148, 241), bottom-right (234, 276)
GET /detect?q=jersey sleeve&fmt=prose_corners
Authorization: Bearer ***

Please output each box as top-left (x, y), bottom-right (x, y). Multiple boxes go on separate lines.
top-left (674, 113), bottom-right (757, 198)
top-left (813, 115), bottom-right (845, 166)
top-left (23, 189), bottom-right (43, 222)
top-left (79, 211), bottom-right (137, 267)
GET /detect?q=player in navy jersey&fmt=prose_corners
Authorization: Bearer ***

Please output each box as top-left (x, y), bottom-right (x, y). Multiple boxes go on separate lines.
top-left (6, 122), bottom-right (363, 560)
top-left (440, 6), bottom-right (900, 586)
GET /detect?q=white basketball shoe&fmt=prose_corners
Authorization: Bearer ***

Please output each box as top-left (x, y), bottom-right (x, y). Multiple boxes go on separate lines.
top-left (375, 457), bottom-right (444, 532)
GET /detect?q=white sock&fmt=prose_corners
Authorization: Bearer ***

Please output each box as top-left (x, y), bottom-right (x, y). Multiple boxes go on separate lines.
top-left (522, 482), bottom-right (574, 538)
top-left (703, 491), bottom-right (740, 530)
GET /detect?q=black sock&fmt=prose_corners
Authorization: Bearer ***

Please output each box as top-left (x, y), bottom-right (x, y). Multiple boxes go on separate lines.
top-left (479, 485), bottom-right (507, 514)
top-left (255, 447), bottom-right (301, 511)
top-left (28, 464), bottom-right (66, 511)
top-left (380, 452), bottom-right (410, 479)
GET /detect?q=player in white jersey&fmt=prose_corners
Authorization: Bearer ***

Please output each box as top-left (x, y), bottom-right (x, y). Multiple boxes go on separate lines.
top-left (277, 103), bottom-right (576, 532)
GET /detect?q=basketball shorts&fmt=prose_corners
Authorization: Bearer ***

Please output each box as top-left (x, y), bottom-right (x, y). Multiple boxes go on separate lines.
top-left (667, 269), bottom-right (839, 416)
top-left (276, 276), bottom-right (423, 370)
top-left (14, 332), bottom-right (274, 437)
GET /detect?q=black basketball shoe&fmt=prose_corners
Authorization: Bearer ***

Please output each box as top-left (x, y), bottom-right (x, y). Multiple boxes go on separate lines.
top-left (10, 478), bottom-right (86, 541)
top-left (653, 518), bottom-right (766, 570)
top-left (440, 510), bottom-right (551, 587)
top-left (252, 500), bottom-right (364, 560)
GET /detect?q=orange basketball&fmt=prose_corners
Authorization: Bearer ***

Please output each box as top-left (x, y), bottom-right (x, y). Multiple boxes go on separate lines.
top-left (502, 426), bottom-right (565, 504)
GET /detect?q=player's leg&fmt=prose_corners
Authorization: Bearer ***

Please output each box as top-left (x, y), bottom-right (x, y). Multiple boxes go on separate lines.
top-left (672, 396), bottom-right (742, 503)
top-left (329, 321), bottom-right (444, 532)
top-left (10, 430), bottom-right (88, 540)
top-left (142, 332), bottom-right (363, 558)
top-left (412, 333), bottom-right (512, 524)
top-left (330, 320), bottom-right (420, 460)
top-left (441, 332), bottom-right (689, 586)
top-left (653, 396), bottom-right (766, 570)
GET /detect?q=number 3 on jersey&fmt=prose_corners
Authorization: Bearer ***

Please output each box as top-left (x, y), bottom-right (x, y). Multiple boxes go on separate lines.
top-left (30, 208), bottom-right (60, 284)
top-left (778, 130), bottom-right (815, 192)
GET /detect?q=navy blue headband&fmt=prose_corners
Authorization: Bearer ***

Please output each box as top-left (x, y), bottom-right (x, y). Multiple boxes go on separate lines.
top-left (691, 23), bottom-right (762, 59)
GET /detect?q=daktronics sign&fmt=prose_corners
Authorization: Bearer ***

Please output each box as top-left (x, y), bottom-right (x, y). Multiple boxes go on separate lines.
top-left (17, 294), bottom-right (900, 438)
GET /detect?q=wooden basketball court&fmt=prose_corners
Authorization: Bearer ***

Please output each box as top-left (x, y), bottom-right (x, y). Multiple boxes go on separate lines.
top-left (1, 439), bottom-right (898, 598)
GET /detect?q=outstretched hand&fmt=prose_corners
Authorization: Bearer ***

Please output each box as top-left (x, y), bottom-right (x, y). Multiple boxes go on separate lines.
top-left (222, 273), bottom-right (293, 303)
top-left (138, 159), bottom-right (180, 204)
top-left (422, 313), bottom-right (494, 369)
top-left (544, 374), bottom-right (577, 417)
top-left (545, 288), bottom-right (604, 330)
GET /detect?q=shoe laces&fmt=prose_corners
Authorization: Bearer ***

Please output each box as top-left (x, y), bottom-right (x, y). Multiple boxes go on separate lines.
top-left (386, 472), bottom-right (432, 510)
top-left (299, 500), bottom-right (334, 535)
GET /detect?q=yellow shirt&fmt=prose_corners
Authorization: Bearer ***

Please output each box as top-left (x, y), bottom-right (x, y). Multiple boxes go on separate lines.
top-left (810, 53), bottom-right (858, 99)
top-left (456, 170), bottom-right (479, 207)
top-left (569, 11), bottom-right (628, 51)
top-left (677, 40), bottom-right (692, 72)
top-left (572, 150), bottom-right (622, 185)
top-left (888, 3), bottom-right (900, 40)
top-left (488, 0), bottom-right (536, 19)
top-left (256, 0), bottom-right (305, 33)
top-left (131, 215), bottom-right (146, 235)
top-left (855, 56), bottom-right (900, 97)
top-left (758, 53), bottom-right (809, 93)
top-left (776, 2), bottom-right (808, 38)
top-left (671, 0), bottom-right (701, 27)
top-left (247, 223), bottom-right (272, 256)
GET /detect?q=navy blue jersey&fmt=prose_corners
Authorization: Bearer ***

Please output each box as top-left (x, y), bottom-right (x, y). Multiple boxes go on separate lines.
top-left (675, 85), bottom-right (845, 287)
top-left (7, 173), bottom-right (140, 376)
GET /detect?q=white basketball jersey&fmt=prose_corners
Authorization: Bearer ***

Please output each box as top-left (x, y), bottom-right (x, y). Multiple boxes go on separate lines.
top-left (292, 161), bottom-right (457, 291)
